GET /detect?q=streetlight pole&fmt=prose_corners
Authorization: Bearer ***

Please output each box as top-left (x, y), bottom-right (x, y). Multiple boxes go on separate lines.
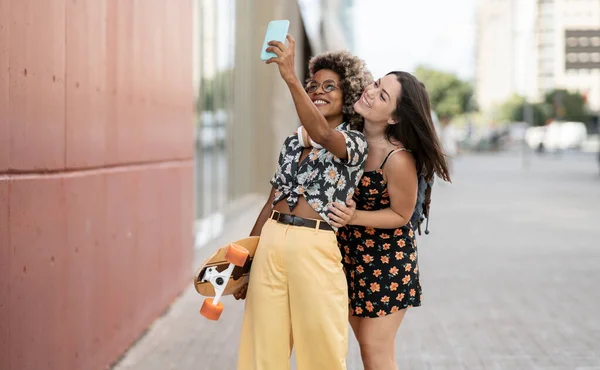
top-left (523, 101), bottom-right (534, 169)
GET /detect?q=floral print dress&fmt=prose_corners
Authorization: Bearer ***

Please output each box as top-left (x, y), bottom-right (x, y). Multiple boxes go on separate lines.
top-left (337, 149), bottom-right (422, 318)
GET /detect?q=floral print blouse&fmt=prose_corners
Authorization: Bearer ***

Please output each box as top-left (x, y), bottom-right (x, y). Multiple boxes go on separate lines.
top-left (270, 122), bottom-right (368, 231)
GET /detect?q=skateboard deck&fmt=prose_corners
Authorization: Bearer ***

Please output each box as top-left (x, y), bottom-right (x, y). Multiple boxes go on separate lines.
top-left (194, 236), bottom-right (260, 298)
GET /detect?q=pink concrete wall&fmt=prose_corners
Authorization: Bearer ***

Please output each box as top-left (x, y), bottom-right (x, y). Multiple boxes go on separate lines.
top-left (0, 1), bottom-right (195, 369)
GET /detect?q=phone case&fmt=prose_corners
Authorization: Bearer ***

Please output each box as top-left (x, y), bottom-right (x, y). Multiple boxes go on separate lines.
top-left (261, 20), bottom-right (290, 61)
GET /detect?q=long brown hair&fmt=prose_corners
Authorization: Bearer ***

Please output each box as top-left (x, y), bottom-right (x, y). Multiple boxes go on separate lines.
top-left (385, 71), bottom-right (451, 183)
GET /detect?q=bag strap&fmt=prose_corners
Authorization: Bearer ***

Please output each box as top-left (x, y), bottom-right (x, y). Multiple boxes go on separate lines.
top-left (417, 180), bottom-right (433, 235)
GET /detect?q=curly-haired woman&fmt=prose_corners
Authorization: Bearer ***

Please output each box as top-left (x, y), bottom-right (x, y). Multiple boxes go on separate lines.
top-left (235, 37), bottom-right (372, 370)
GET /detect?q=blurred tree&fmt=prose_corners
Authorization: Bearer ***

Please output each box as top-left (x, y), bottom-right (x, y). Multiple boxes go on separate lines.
top-left (199, 77), bottom-right (214, 112)
top-left (498, 94), bottom-right (549, 126)
top-left (414, 66), bottom-right (475, 120)
top-left (498, 94), bottom-right (526, 121)
top-left (544, 89), bottom-right (589, 123)
top-left (196, 68), bottom-right (235, 113)
top-left (498, 89), bottom-right (589, 127)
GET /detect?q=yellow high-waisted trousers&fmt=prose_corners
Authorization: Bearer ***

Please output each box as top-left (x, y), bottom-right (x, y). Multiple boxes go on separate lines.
top-left (237, 218), bottom-right (348, 370)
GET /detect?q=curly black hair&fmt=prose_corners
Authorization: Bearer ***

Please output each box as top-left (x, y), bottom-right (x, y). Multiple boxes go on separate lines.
top-left (308, 51), bottom-right (373, 131)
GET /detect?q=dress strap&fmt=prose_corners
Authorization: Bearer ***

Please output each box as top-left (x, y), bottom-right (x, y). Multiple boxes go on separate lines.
top-left (379, 148), bottom-right (410, 169)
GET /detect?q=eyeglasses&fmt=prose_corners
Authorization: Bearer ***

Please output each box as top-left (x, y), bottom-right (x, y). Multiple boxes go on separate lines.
top-left (305, 79), bottom-right (339, 93)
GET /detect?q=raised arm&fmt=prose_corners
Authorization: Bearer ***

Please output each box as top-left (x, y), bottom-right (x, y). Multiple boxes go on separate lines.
top-left (265, 35), bottom-right (349, 160)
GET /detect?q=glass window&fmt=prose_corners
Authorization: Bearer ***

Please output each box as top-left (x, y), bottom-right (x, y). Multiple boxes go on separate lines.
top-left (194, 0), bottom-right (236, 221)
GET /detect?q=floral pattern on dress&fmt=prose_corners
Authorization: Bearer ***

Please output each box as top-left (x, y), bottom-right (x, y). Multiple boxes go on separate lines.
top-left (337, 169), bottom-right (422, 318)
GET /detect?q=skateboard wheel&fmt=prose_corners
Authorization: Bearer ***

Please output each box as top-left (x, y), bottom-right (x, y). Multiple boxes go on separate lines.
top-left (225, 243), bottom-right (249, 267)
top-left (200, 298), bottom-right (224, 321)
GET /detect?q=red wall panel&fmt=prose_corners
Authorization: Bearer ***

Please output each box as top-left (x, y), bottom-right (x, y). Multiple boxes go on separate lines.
top-left (178, 165), bottom-right (195, 289)
top-left (113, 0), bottom-right (140, 165)
top-left (1, 0), bottom-right (9, 171)
top-left (0, 180), bottom-right (9, 367)
top-left (9, 176), bottom-right (68, 370)
top-left (1, 0), bottom-right (195, 369)
top-left (8, 0), bottom-right (66, 171)
top-left (65, 0), bottom-right (109, 169)
top-left (136, 168), bottom-right (165, 325)
top-left (64, 172), bottom-right (108, 370)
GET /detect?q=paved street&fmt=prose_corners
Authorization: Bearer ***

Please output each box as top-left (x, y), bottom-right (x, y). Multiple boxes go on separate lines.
top-left (113, 152), bottom-right (600, 370)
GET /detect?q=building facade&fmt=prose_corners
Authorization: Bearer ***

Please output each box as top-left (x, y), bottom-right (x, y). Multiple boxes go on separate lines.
top-left (539, 0), bottom-right (600, 111)
top-left (476, 0), bottom-right (538, 112)
top-left (476, 0), bottom-right (600, 118)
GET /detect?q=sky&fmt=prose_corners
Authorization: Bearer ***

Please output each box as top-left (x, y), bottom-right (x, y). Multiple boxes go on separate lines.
top-left (353, 0), bottom-right (477, 81)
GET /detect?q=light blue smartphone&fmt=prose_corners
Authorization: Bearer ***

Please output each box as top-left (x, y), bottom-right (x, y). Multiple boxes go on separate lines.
top-left (261, 20), bottom-right (290, 61)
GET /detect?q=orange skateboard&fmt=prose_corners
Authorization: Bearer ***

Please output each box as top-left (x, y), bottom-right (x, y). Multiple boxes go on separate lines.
top-left (193, 236), bottom-right (260, 320)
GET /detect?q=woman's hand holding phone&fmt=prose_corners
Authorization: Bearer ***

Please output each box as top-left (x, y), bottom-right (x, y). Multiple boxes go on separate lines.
top-left (265, 34), bottom-right (297, 84)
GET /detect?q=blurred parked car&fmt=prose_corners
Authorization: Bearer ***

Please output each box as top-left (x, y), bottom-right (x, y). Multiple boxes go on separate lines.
top-left (525, 120), bottom-right (587, 152)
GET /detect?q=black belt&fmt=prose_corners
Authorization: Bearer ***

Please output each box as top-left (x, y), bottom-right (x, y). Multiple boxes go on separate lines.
top-left (270, 211), bottom-right (333, 231)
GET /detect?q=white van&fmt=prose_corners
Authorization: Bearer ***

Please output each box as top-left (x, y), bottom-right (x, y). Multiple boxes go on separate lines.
top-left (525, 120), bottom-right (587, 151)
